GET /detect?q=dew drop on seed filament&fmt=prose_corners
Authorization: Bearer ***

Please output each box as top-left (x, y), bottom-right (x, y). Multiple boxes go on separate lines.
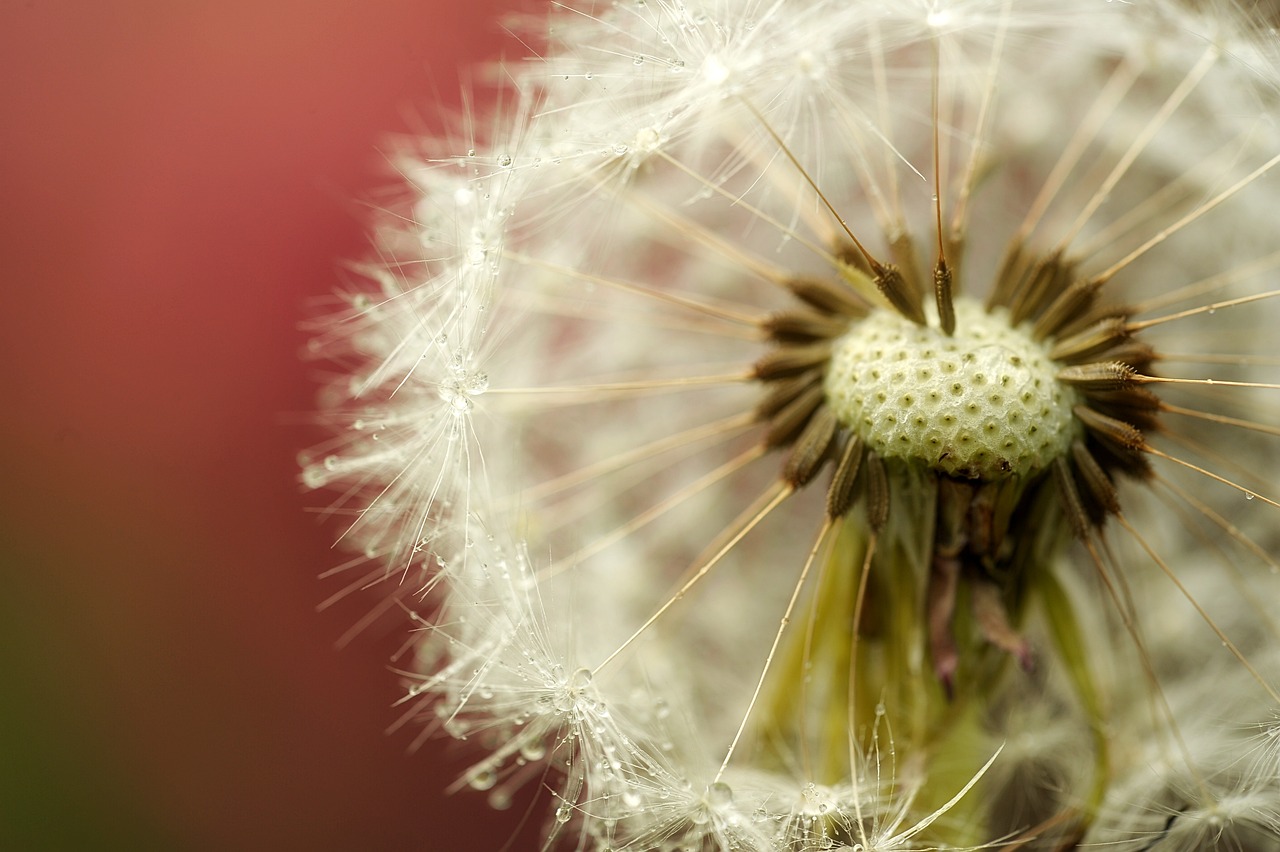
top-left (520, 740), bottom-right (546, 761)
top-left (555, 804), bottom-right (573, 823)
top-left (467, 767), bottom-right (498, 791)
top-left (707, 782), bottom-right (733, 807)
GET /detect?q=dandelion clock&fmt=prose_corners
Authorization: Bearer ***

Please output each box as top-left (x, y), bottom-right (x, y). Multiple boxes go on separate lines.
top-left (304, 1), bottom-right (1280, 848)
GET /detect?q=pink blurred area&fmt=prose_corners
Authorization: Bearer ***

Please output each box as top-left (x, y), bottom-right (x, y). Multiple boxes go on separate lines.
top-left (0, 2), bottom-right (543, 848)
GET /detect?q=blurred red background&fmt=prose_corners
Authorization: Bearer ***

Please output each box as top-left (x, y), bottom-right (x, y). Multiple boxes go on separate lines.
top-left (0, 2), bottom-right (542, 848)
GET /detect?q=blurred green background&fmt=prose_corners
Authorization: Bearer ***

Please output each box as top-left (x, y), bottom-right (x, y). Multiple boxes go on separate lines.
top-left (0, 2), bottom-right (541, 848)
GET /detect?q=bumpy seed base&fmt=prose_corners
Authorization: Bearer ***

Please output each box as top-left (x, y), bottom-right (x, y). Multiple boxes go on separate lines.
top-left (824, 298), bottom-right (1078, 480)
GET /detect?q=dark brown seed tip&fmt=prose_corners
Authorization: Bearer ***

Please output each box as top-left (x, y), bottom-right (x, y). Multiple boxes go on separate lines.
top-left (934, 258), bottom-right (956, 336)
top-left (1057, 362), bottom-right (1137, 392)
top-left (875, 263), bottom-right (927, 326)
top-left (825, 435), bottom-right (864, 519)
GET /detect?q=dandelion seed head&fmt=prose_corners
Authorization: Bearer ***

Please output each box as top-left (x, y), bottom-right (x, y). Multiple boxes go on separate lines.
top-left (305, 0), bottom-right (1280, 847)
top-left (825, 299), bottom-right (1077, 478)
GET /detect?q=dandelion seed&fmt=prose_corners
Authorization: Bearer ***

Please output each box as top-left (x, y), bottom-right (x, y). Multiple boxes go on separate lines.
top-left (306, 1), bottom-right (1280, 848)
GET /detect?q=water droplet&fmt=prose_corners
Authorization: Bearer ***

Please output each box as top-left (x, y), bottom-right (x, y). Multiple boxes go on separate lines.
top-left (467, 767), bottom-right (497, 791)
top-left (571, 668), bottom-right (593, 690)
top-left (555, 804), bottom-right (573, 823)
top-left (1246, 491), bottom-right (1256, 500)
top-left (519, 740), bottom-right (546, 761)
top-left (633, 54), bottom-right (644, 65)
top-left (707, 781), bottom-right (733, 807)
top-left (466, 148), bottom-right (476, 157)
top-left (498, 154), bottom-right (513, 167)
